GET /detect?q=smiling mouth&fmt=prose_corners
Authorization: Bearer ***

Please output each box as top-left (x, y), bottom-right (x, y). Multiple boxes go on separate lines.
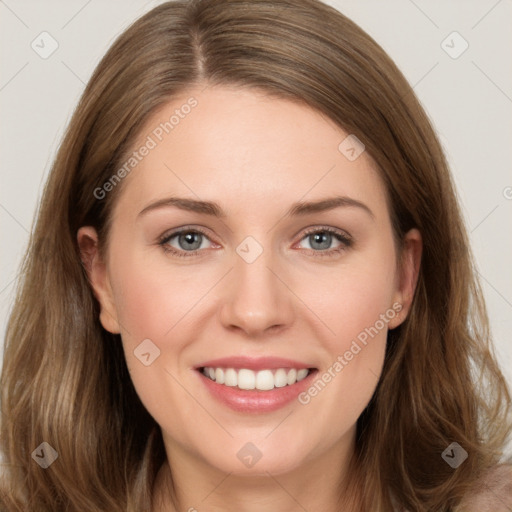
top-left (198, 367), bottom-right (315, 391)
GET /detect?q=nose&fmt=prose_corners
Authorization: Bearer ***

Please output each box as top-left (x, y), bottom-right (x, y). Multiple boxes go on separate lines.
top-left (218, 244), bottom-right (295, 338)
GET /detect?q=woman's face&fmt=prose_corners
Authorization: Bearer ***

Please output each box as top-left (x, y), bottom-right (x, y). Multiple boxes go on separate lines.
top-left (79, 85), bottom-right (420, 477)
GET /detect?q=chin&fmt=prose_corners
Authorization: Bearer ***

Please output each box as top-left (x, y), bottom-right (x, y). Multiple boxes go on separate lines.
top-left (196, 436), bottom-right (313, 477)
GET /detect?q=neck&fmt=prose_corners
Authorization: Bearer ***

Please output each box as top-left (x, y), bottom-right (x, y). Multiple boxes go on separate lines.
top-left (152, 431), bottom-right (361, 512)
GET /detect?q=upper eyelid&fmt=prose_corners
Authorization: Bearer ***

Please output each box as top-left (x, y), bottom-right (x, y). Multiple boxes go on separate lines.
top-left (159, 225), bottom-right (214, 242)
top-left (159, 224), bottom-right (210, 237)
top-left (301, 225), bottom-right (351, 239)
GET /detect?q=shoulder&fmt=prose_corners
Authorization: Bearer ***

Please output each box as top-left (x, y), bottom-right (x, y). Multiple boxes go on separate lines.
top-left (456, 464), bottom-right (512, 512)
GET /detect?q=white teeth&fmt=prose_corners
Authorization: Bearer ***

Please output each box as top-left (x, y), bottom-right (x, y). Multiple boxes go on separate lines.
top-left (255, 370), bottom-right (274, 390)
top-left (215, 367), bottom-right (225, 384)
top-left (274, 368), bottom-right (288, 388)
top-left (201, 367), bottom-right (311, 390)
top-left (224, 368), bottom-right (237, 387)
top-left (297, 369), bottom-right (309, 381)
top-left (287, 368), bottom-right (297, 385)
top-left (238, 369), bottom-right (255, 390)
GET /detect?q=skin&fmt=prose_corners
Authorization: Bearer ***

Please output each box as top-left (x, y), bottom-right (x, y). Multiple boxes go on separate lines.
top-left (78, 85), bottom-right (422, 512)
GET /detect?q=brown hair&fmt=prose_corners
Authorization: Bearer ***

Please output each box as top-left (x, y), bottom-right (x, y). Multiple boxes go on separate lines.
top-left (1, 0), bottom-right (510, 510)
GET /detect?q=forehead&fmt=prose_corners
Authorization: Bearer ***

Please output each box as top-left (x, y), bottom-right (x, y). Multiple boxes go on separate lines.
top-left (113, 86), bottom-right (388, 221)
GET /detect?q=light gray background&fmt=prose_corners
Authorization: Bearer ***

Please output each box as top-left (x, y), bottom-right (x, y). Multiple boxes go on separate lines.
top-left (1, 1), bottom-right (511, 452)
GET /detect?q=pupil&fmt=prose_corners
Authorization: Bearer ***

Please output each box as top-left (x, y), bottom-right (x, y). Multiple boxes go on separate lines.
top-left (181, 232), bottom-right (201, 250)
top-left (312, 232), bottom-right (330, 250)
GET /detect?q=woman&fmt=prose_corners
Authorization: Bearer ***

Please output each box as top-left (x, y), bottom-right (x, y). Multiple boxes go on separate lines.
top-left (1, 0), bottom-right (511, 510)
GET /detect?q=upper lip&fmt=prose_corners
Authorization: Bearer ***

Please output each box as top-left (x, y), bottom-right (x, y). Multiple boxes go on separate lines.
top-left (195, 356), bottom-right (315, 371)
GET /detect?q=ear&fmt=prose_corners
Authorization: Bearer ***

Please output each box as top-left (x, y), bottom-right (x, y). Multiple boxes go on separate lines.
top-left (388, 228), bottom-right (422, 329)
top-left (77, 226), bottom-right (120, 334)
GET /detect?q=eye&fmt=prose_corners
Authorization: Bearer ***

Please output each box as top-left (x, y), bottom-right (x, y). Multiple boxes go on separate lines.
top-left (158, 227), bottom-right (215, 258)
top-left (296, 227), bottom-right (352, 257)
top-left (158, 225), bottom-right (352, 259)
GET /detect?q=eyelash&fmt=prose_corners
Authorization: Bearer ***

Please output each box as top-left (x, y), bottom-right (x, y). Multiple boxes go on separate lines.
top-left (157, 226), bottom-right (353, 259)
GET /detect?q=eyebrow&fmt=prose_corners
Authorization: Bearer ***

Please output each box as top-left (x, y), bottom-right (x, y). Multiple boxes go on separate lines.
top-left (138, 195), bottom-right (375, 220)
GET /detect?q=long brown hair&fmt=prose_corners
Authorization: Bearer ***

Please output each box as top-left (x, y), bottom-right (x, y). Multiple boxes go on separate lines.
top-left (1, 0), bottom-right (510, 510)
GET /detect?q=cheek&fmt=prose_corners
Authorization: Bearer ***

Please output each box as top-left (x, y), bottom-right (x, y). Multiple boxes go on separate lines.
top-left (106, 246), bottom-right (222, 403)
top-left (298, 245), bottom-right (398, 353)
top-left (112, 268), bottom-right (168, 343)
top-left (292, 243), bottom-right (397, 431)
top-left (107, 251), bottom-right (203, 429)
top-left (108, 248), bottom-right (205, 344)
top-left (309, 267), bottom-right (392, 375)
top-left (335, 266), bottom-right (396, 347)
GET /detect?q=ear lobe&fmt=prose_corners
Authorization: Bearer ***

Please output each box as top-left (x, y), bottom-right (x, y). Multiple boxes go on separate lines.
top-left (388, 228), bottom-right (422, 329)
top-left (77, 226), bottom-right (120, 334)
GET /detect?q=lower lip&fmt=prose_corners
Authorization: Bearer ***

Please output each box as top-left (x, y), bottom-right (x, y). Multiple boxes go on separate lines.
top-left (197, 369), bottom-right (317, 413)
